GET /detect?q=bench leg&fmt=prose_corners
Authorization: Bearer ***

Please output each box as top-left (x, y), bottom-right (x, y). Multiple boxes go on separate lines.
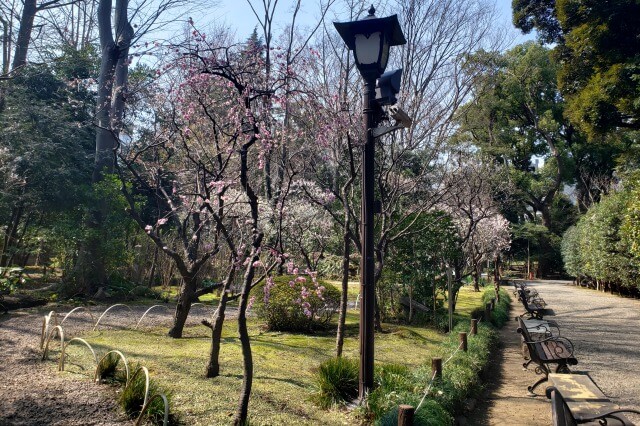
top-left (528, 375), bottom-right (549, 394)
top-left (528, 365), bottom-right (550, 394)
top-left (555, 363), bottom-right (571, 374)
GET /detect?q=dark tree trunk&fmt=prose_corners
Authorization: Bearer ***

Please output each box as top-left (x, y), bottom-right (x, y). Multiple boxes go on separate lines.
top-left (473, 265), bottom-right (480, 292)
top-left (12, 0), bottom-right (37, 70)
top-left (1, 17), bottom-right (8, 74)
top-left (167, 278), bottom-right (194, 338)
top-left (205, 269), bottom-right (235, 377)
top-left (335, 221), bottom-right (350, 357)
top-left (233, 254), bottom-right (258, 425)
top-left (540, 204), bottom-right (552, 230)
top-left (205, 294), bottom-right (227, 378)
top-left (1, 204), bottom-right (24, 267)
top-left (146, 246), bottom-right (159, 287)
top-left (7, 211), bottom-right (32, 267)
top-left (74, 0), bottom-right (133, 295)
top-left (232, 133), bottom-right (262, 425)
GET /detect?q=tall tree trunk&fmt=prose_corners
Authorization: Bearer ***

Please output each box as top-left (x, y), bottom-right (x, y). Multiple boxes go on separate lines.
top-left (335, 218), bottom-right (350, 357)
top-left (473, 265), bottom-right (480, 292)
top-left (74, 0), bottom-right (133, 295)
top-left (7, 211), bottom-right (32, 266)
top-left (1, 16), bottom-right (9, 74)
top-left (11, 0), bottom-right (37, 70)
top-left (1, 203), bottom-right (24, 267)
top-left (233, 251), bottom-right (258, 426)
top-left (94, 0), bottom-right (132, 181)
top-left (540, 204), bottom-right (552, 230)
top-left (146, 246), bottom-right (158, 287)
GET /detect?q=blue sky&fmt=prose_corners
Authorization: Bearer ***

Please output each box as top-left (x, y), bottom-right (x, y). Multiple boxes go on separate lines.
top-left (199, 0), bottom-right (534, 47)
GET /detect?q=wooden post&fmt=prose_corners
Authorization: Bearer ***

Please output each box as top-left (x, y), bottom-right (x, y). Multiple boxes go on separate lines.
top-left (484, 303), bottom-right (492, 322)
top-left (459, 332), bottom-right (468, 352)
top-left (470, 318), bottom-right (478, 335)
top-left (398, 404), bottom-right (415, 426)
top-left (432, 357), bottom-right (442, 379)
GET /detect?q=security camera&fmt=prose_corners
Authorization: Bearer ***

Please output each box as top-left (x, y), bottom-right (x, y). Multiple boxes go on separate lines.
top-left (376, 69), bottom-right (403, 106)
top-left (389, 105), bottom-right (413, 129)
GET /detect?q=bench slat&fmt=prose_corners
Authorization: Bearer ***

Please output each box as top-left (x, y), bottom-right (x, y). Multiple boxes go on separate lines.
top-left (548, 373), bottom-right (633, 425)
top-left (537, 341), bottom-right (573, 361)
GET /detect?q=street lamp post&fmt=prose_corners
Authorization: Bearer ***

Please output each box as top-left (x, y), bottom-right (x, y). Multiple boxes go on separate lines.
top-left (334, 6), bottom-right (406, 400)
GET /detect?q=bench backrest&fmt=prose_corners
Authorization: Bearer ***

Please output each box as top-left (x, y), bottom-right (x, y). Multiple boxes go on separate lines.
top-left (518, 288), bottom-right (534, 311)
top-left (517, 316), bottom-right (533, 341)
top-left (517, 316), bottom-right (549, 365)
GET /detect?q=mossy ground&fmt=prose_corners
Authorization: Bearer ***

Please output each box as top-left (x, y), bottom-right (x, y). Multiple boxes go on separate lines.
top-left (60, 285), bottom-right (484, 425)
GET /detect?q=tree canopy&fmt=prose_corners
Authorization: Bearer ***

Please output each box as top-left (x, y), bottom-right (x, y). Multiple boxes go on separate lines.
top-left (513, 0), bottom-right (640, 137)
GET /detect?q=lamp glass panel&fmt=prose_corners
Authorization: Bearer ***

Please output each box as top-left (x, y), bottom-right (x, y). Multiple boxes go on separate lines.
top-left (380, 39), bottom-right (390, 71)
top-left (354, 32), bottom-right (381, 65)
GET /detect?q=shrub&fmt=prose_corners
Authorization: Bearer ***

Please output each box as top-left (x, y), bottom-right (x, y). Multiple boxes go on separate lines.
top-left (259, 275), bottom-right (340, 332)
top-left (366, 315), bottom-right (499, 423)
top-left (311, 357), bottom-right (359, 409)
top-left (481, 287), bottom-right (511, 327)
top-left (377, 400), bottom-right (452, 426)
top-left (430, 325), bottom-right (494, 413)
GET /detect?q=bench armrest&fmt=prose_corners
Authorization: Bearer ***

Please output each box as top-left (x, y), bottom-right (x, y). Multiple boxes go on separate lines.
top-left (578, 408), bottom-right (640, 424)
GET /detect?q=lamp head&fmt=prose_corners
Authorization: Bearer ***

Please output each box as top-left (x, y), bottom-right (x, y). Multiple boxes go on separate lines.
top-left (334, 7), bottom-right (406, 80)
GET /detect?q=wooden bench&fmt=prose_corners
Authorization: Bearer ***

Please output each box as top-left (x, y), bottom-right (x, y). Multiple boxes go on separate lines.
top-left (517, 317), bottom-right (578, 393)
top-left (520, 318), bottom-right (561, 360)
top-left (546, 373), bottom-right (640, 425)
top-left (518, 288), bottom-right (546, 319)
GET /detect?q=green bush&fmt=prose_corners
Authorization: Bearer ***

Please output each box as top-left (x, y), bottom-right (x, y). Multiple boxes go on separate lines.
top-left (259, 275), bottom-right (340, 332)
top-left (369, 314), bottom-right (499, 422)
top-left (377, 400), bottom-right (452, 426)
top-left (313, 287), bottom-right (505, 423)
top-left (311, 357), bottom-right (359, 408)
top-left (366, 363), bottom-right (414, 420)
top-left (428, 322), bottom-right (497, 414)
top-left (481, 287), bottom-right (511, 327)
top-left (0, 267), bottom-right (25, 294)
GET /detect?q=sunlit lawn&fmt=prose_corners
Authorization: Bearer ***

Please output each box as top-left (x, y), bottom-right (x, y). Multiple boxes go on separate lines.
top-left (60, 283), bottom-right (486, 425)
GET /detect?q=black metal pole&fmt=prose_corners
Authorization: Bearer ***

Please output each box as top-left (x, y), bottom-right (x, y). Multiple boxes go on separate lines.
top-left (359, 77), bottom-right (376, 400)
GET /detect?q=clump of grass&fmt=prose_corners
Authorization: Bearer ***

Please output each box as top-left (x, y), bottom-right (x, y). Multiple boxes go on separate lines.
top-left (118, 364), bottom-right (171, 425)
top-left (311, 357), bottom-right (359, 408)
top-left (95, 352), bottom-right (123, 383)
top-left (364, 363), bottom-right (414, 418)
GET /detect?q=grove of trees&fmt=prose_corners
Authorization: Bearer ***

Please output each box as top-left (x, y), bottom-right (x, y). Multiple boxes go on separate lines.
top-left (2, 0), bottom-right (640, 422)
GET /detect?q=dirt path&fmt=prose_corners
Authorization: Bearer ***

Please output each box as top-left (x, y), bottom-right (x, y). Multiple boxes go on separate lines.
top-left (0, 303), bottom-right (222, 425)
top-left (470, 280), bottom-right (640, 425)
top-left (0, 308), bottom-right (131, 425)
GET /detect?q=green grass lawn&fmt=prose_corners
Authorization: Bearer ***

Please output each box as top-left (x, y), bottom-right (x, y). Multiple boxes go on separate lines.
top-left (59, 284), bottom-right (487, 425)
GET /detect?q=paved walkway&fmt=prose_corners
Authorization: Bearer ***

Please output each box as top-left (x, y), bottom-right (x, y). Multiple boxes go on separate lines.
top-left (470, 280), bottom-right (640, 425)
